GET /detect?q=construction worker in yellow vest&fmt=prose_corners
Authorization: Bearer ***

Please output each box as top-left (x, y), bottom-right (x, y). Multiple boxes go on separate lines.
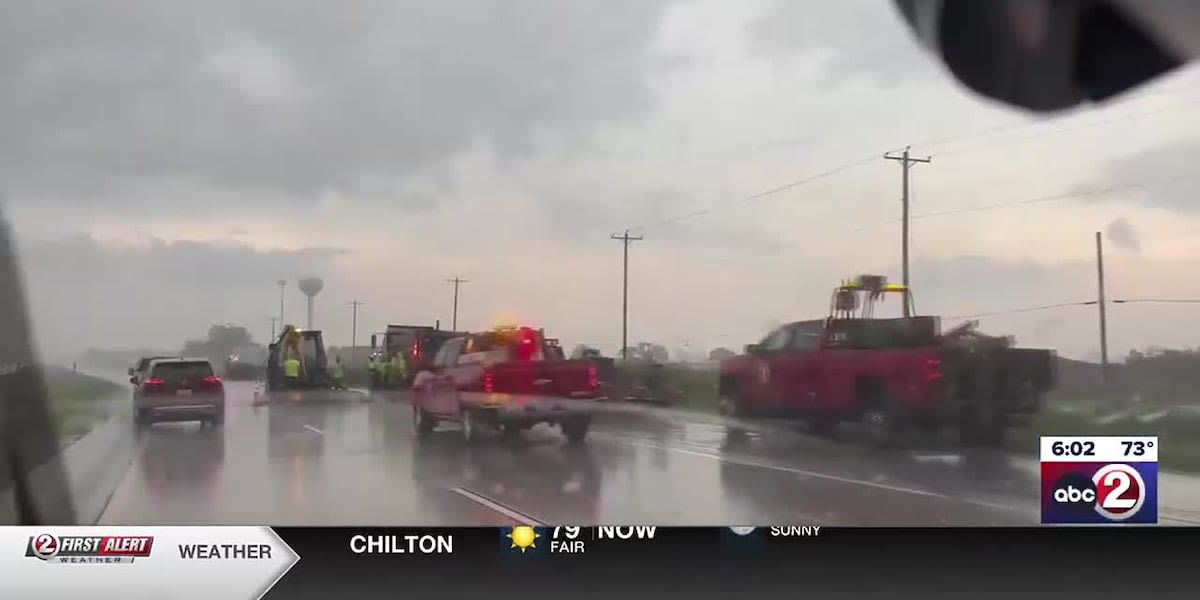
top-left (367, 354), bottom-right (381, 388)
top-left (283, 353), bottom-right (302, 389)
top-left (330, 355), bottom-right (346, 390)
top-left (388, 352), bottom-right (407, 388)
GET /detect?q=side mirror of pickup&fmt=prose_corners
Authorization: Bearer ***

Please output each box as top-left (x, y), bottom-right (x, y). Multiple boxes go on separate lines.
top-left (127, 367), bottom-right (135, 376)
top-left (744, 344), bottom-right (761, 355)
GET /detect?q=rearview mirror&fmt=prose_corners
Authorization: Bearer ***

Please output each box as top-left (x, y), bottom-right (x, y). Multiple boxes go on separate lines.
top-left (370, 334), bottom-right (377, 349)
top-left (127, 367), bottom-right (135, 376)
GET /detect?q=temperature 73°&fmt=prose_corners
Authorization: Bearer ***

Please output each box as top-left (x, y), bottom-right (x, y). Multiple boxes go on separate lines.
top-left (1121, 440), bottom-right (1155, 457)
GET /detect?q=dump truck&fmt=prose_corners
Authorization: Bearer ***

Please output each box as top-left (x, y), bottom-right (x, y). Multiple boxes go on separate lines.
top-left (368, 324), bottom-right (466, 390)
top-left (266, 325), bottom-right (334, 391)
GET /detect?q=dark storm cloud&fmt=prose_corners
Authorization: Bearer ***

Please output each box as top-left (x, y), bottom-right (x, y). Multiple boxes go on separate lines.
top-left (745, 0), bottom-right (938, 86)
top-left (0, 0), bottom-right (676, 203)
top-left (15, 234), bottom-right (353, 354)
top-left (17, 235), bottom-right (349, 290)
top-left (1105, 217), bottom-right (1142, 253)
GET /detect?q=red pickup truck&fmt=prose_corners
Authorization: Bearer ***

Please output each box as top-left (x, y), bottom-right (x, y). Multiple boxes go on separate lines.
top-left (411, 326), bottom-right (600, 443)
top-left (718, 277), bottom-right (1056, 447)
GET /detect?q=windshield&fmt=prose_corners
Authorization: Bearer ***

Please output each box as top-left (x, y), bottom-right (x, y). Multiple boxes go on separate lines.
top-left (4, 1), bottom-right (1197, 538)
top-left (150, 362), bottom-right (214, 381)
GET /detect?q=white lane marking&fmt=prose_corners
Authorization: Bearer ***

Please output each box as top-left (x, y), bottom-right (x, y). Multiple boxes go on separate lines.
top-left (911, 454), bottom-right (963, 464)
top-left (303, 424), bottom-right (324, 435)
top-left (451, 487), bottom-right (546, 526)
top-left (1136, 409), bottom-right (1170, 423)
top-left (603, 433), bottom-right (1036, 517)
top-left (613, 436), bottom-right (943, 498)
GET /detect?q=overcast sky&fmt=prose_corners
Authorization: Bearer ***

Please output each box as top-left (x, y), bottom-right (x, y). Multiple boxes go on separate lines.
top-left (4, 0), bottom-right (1200, 362)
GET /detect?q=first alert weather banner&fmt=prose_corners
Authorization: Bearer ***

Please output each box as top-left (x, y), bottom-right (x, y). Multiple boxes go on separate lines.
top-left (1, 526), bottom-right (298, 600)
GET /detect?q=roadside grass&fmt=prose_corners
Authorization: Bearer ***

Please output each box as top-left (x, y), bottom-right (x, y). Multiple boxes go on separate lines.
top-left (1010, 408), bottom-right (1200, 473)
top-left (44, 367), bottom-right (122, 446)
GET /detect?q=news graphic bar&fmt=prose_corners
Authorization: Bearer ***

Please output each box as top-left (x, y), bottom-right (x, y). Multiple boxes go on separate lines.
top-left (1040, 435), bottom-right (1160, 524)
top-left (264, 527), bottom-right (1195, 599)
top-left (3, 527), bottom-right (1193, 599)
top-left (1, 526), bottom-right (297, 600)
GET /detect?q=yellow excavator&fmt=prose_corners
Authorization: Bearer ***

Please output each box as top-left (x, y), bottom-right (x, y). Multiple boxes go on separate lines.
top-left (266, 324), bottom-right (333, 391)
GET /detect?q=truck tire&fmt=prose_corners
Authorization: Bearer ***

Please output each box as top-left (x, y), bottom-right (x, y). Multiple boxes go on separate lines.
top-left (562, 417), bottom-right (590, 444)
top-left (460, 407), bottom-right (482, 444)
top-left (960, 404), bottom-right (1006, 447)
top-left (717, 383), bottom-right (749, 418)
top-left (861, 394), bottom-right (899, 448)
top-left (413, 406), bottom-right (435, 438)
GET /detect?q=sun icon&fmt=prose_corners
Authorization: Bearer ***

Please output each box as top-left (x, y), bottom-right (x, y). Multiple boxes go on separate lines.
top-left (508, 526), bottom-right (540, 553)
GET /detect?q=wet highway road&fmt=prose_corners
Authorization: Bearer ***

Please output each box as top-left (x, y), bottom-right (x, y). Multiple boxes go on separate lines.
top-left (93, 381), bottom-right (1197, 526)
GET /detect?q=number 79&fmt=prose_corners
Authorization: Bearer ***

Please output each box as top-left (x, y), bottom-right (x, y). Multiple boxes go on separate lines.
top-left (552, 527), bottom-right (581, 539)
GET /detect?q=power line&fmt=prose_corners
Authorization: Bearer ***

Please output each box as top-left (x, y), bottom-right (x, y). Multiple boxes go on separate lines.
top-left (844, 172), bottom-right (1192, 235)
top-left (931, 98), bottom-right (1200, 159)
top-left (1113, 298), bottom-right (1200, 304)
top-left (944, 301), bottom-right (1097, 320)
top-left (627, 154), bottom-right (879, 234)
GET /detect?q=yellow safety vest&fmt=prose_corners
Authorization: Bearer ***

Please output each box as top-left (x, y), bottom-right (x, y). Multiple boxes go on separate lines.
top-left (331, 362), bottom-right (345, 379)
top-left (284, 358), bottom-right (301, 378)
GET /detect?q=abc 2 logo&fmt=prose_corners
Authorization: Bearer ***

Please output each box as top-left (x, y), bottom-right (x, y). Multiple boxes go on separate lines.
top-left (1041, 462), bottom-right (1158, 524)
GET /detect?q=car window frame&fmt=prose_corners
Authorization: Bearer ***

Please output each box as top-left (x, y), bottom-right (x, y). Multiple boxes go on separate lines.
top-left (434, 338), bottom-right (466, 368)
top-left (789, 320), bottom-right (825, 352)
top-left (759, 327), bottom-right (792, 353)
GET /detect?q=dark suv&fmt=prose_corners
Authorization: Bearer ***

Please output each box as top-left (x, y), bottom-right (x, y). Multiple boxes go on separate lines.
top-left (128, 355), bottom-right (177, 386)
top-left (132, 358), bottom-right (225, 428)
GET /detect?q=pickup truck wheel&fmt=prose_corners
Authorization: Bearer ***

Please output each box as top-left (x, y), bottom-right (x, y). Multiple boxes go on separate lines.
top-left (460, 408), bottom-right (482, 444)
top-left (413, 406), bottom-right (435, 438)
top-left (862, 401), bottom-right (898, 447)
top-left (718, 390), bottom-right (751, 418)
top-left (960, 404), bottom-right (1006, 447)
top-left (562, 417), bottom-right (590, 444)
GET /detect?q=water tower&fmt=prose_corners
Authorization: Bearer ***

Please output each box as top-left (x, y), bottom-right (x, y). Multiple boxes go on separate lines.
top-left (298, 276), bottom-right (324, 330)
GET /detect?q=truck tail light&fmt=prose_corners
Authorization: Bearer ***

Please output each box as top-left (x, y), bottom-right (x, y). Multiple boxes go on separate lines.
top-left (483, 368), bottom-right (495, 393)
top-left (587, 364), bottom-right (598, 389)
top-left (924, 358), bottom-right (942, 382)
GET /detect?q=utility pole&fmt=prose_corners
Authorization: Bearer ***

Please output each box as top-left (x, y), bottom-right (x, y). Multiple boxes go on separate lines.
top-left (349, 300), bottom-right (364, 351)
top-left (269, 317), bottom-right (279, 341)
top-left (1096, 231), bottom-right (1109, 384)
top-left (611, 230), bottom-right (643, 360)
top-left (276, 280), bottom-right (287, 327)
top-left (446, 278), bottom-right (469, 331)
top-left (884, 146), bottom-right (931, 316)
